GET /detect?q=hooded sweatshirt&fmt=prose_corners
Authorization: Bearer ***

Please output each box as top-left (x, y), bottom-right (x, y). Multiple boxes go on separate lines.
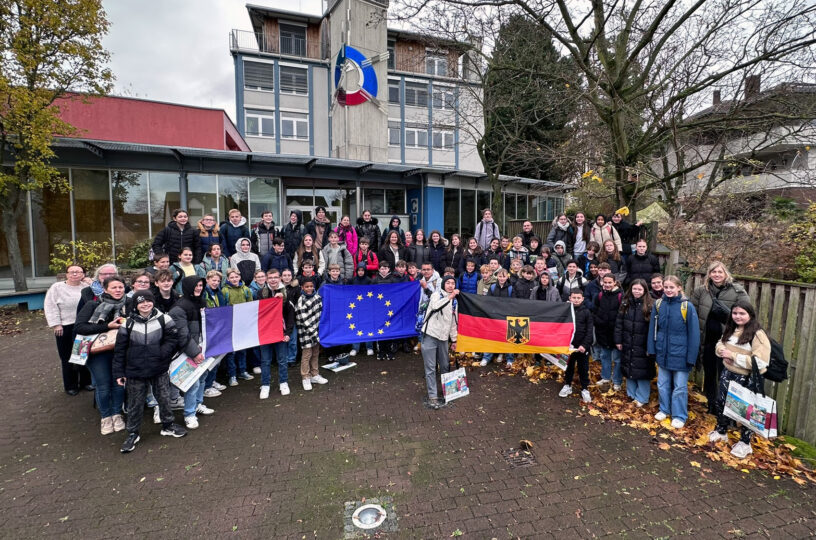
top-left (168, 276), bottom-right (206, 359)
top-left (220, 216), bottom-right (250, 257)
top-left (112, 307), bottom-right (178, 379)
top-left (380, 215), bottom-right (406, 247)
top-left (230, 237), bottom-right (262, 285)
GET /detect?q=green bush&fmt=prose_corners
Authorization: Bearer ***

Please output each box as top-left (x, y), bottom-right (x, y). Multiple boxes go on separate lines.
top-left (49, 240), bottom-right (120, 274)
top-left (785, 203), bottom-right (816, 282)
top-left (125, 239), bottom-right (152, 269)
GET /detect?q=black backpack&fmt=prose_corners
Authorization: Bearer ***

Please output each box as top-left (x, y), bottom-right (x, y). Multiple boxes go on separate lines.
top-left (763, 338), bottom-right (788, 383)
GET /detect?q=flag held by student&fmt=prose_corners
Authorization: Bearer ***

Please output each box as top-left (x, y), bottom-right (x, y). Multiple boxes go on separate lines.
top-left (456, 293), bottom-right (575, 354)
top-left (203, 297), bottom-right (283, 357)
top-left (318, 282), bottom-right (421, 347)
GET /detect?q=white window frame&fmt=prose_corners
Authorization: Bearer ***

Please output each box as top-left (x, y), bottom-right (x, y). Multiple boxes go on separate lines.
top-left (244, 108), bottom-right (275, 138)
top-left (426, 50), bottom-right (449, 77)
top-left (433, 87), bottom-right (455, 110)
top-left (432, 128), bottom-right (454, 149)
top-left (405, 126), bottom-right (428, 148)
top-left (279, 110), bottom-right (309, 141)
top-left (278, 64), bottom-right (309, 95)
top-left (243, 59), bottom-right (275, 92)
top-left (404, 83), bottom-right (429, 108)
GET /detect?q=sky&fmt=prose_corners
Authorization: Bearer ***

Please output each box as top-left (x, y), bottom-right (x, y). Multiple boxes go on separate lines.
top-left (102, 0), bottom-right (324, 122)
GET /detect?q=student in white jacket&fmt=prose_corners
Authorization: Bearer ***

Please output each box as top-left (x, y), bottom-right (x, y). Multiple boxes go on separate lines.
top-left (420, 275), bottom-right (459, 409)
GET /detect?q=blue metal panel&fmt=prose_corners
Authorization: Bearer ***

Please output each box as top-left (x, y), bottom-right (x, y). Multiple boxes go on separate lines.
top-left (406, 187), bottom-right (421, 232)
top-left (427, 81), bottom-right (433, 165)
top-left (308, 65), bottom-right (315, 156)
top-left (454, 86), bottom-right (460, 168)
top-left (423, 186), bottom-right (444, 233)
top-left (327, 64), bottom-right (332, 156)
top-left (235, 55), bottom-right (245, 137)
top-left (273, 60), bottom-right (281, 154)
top-left (399, 76), bottom-right (406, 164)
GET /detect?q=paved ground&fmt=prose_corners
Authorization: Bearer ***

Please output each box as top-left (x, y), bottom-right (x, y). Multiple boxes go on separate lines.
top-left (2, 312), bottom-right (816, 539)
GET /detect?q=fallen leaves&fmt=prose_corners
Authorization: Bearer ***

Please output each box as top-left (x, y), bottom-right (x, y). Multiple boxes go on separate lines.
top-left (658, 443), bottom-right (671, 451)
top-left (690, 461), bottom-right (701, 468)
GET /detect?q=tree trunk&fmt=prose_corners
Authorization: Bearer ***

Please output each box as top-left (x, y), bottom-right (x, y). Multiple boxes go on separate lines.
top-left (0, 190), bottom-right (28, 292)
top-left (490, 175), bottom-right (504, 232)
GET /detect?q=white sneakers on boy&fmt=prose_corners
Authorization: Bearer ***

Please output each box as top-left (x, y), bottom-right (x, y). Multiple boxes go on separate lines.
top-left (558, 385), bottom-right (572, 398)
top-left (349, 349), bottom-right (357, 356)
top-left (581, 390), bottom-right (592, 403)
top-left (203, 387), bottom-right (221, 398)
top-left (196, 404), bottom-right (215, 415)
top-left (479, 359), bottom-right (488, 367)
top-left (670, 418), bottom-right (685, 429)
top-left (596, 378), bottom-right (611, 386)
top-left (228, 376), bottom-right (238, 387)
top-left (632, 400), bottom-right (644, 408)
top-left (259, 385), bottom-right (270, 400)
top-left (280, 383), bottom-right (290, 396)
top-left (311, 375), bottom-right (328, 385)
top-left (708, 430), bottom-right (728, 443)
top-left (730, 441), bottom-right (753, 459)
top-left (184, 415), bottom-right (199, 429)
top-left (212, 381), bottom-right (227, 391)
top-left (654, 411), bottom-right (667, 421)
top-left (367, 349), bottom-right (374, 356)
top-left (302, 378), bottom-right (313, 391)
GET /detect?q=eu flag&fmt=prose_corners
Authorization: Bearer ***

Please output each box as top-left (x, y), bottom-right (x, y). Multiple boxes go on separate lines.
top-left (318, 282), bottom-right (421, 347)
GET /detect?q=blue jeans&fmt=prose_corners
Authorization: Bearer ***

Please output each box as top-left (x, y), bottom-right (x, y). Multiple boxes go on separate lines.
top-left (204, 366), bottom-right (218, 389)
top-left (657, 367), bottom-right (690, 422)
top-left (626, 378), bottom-right (651, 403)
top-left (86, 352), bottom-right (125, 419)
top-left (287, 326), bottom-right (298, 363)
top-left (260, 341), bottom-right (289, 386)
top-left (226, 350), bottom-right (247, 377)
top-left (483, 353), bottom-right (514, 364)
top-left (352, 341), bottom-right (374, 353)
top-left (595, 346), bottom-right (621, 385)
top-left (183, 377), bottom-right (206, 417)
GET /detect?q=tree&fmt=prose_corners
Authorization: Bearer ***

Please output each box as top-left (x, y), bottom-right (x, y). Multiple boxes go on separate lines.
top-left (396, 0), bottom-right (816, 216)
top-left (0, 0), bottom-right (113, 292)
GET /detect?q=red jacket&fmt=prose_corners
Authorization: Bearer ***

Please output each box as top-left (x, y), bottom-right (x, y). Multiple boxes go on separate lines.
top-left (355, 249), bottom-right (379, 275)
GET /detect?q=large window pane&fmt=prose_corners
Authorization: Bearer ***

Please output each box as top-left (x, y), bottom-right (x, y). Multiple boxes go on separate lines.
top-left (385, 189), bottom-right (405, 214)
top-left (149, 172), bottom-right (182, 234)
top-left (31, 170), bottom-right (71, 276)
top-left (219, 176), bottom-right (249, 222)
top-left (363, 188), bottom-right (385, 214)
top-left (285, 187), bottom-right (313, 207)
top-left (504, 193), bottom-right (516, 221)
top-left (111, 170), bottom-right (149, 257)
top-left (477, 191), bottom-right (491, 215)
top-left (73, 169), bottom-right (112, 245)
top-left (188, 174), bottom-right (218, 223)
top-left (460, 189), bottom-right (476, 239)
top-left (0, 190), bottom-right (32, 278)
top-left (250, 177), bottom-right (280, 222)
top-left (315, 188), bottom-right (347, 224)
top-left (443, 188), bottom-right (459, 239)
top-left (517, 193), bottom-right (528, 220)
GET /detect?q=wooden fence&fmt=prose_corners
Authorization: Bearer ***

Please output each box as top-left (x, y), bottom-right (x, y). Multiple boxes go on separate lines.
top-left (682, 270), bottom-right (816, 444)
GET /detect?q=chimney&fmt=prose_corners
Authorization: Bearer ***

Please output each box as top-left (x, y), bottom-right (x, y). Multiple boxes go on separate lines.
top-left (745, 75), bottom-right (761, 99)
top-left (713, 90), bottom-right (721, 105)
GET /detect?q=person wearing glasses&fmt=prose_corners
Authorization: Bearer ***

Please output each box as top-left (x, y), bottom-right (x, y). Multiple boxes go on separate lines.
top-left (125, 273), bottom-right (154, 315)
top-left (44, 264), bottom-right (93, 395)
top-left (197, 214), bottom-right (222, 259)
top-left (76, 264), bottom-right (124, 315)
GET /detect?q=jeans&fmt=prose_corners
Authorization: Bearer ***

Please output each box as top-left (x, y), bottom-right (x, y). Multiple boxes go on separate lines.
top-left (260, 341), bottom-right (289, 386)
top-left (183, 377), bottom-right (206, 417)
top-left (352, 341), bottom-right (374, 353)
top-left (657, 367), bottom-right (690, 422)
top-left (226, 350), bottom-right (247, 377)
top-left (564, 351), bottom-right (589, 389)
top-left (204, 366), bottom-right (218, 389)
top-left (595, 346), bottom-right (622, 385)
top-left (483, 353), bottom-right (515, 364)
top-left (86, 352), bottom-right (125, 419)
top-left (421, 335), bottom-right (450, 400)
top-left (126, 373), bottom-right (174, 433)
top-left (287, 326), bottom-right (298, 363)
top-left (626, 378), bottom-right (651, 403)
top-left (714, 369), bottom-right (754, 444)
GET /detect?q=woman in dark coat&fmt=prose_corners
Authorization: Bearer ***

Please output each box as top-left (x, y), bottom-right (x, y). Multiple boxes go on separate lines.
top-left (356, 210), bottom-right (381, 248)
top-left (281, 210), bottom-right (307, 257)
top-left (615, 279), bottom-right (654, 407)
top-left (151, 209), bottom-right (201, 263)
top-left (624, 239), bottom-right (660, 286)
top-left (378, 230), bottom-right (408, 270)
top-left (427, 230), bottom-right (448, 276)
top-left (407, 229), bottom-right (431, 267)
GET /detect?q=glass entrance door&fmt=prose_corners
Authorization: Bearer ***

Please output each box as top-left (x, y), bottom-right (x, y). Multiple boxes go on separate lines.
top-left (284, 186), bottom-right (357, 227)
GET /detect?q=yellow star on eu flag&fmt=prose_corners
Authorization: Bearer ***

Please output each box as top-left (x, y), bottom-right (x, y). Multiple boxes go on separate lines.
top-left (385, 300), bottom-right (391, 306)
top-left (367, 332), bottom-right (373, 337)
top-left (349, 302), bottom-right (356, 309)
top-left (367, 291), bottom-right (374, 298)
top-left (349, 323), bottom-right (355, 330)
top-left (377, 293), bottom-right (383, 299)
top-left (385, 321), bottom-right (391, 327)
top-left (378, 329), bottom-right (384, 335)
top-left (357, 330), bottom-right (363, 336)
top-left (387, 310), bottom-right (393, 317)
top-left (346, 313), bottom-right (353, 319)
top-left (357, 294), bottom-right (363, 301)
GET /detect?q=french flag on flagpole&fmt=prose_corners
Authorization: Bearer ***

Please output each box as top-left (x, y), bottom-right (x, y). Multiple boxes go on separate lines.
top-left (203, 298), bottom-right (283, 357)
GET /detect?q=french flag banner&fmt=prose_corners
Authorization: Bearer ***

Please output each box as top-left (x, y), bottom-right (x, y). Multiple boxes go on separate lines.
top-left (203, 298), bottom-right (283, 357)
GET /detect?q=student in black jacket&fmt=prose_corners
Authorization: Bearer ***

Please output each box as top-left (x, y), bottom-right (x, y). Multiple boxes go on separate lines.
top-left (372, 261), bottom-right (403, 360)
top-left (558, 288), bottom-right (594, 403)
top-left (151, 209), bottom-right (201, 263)
top-left (378, 230), bottom-right (407, 270)
top-left (624, 239), bottom-right (661, 286)
top-left (593, 274), bottom-right (623, 390)
top-left (615, 279), bottom-right (655, 407)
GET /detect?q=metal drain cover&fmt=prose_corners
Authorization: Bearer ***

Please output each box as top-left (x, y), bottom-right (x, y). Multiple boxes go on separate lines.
top-left (344, 496), bottom-right (398, 538)
top-left (501, 448), bottom-right (538, 468)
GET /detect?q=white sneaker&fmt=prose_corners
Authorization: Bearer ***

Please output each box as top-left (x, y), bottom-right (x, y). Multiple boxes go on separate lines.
top-left (367, 349), bottom-right (374, 356)
top-left (212, 381), bottom-right (226, 391)
top-left (349, 349), bottom-right (357, 357)
top-left (596, 378), bottom-right (611, 386)
top-left (252, 366), bottom-right (262, 374)
top-left (413, 343), bottom-right (421, 352)
top-left (479, 359), bottom-right (488, 367)
top-left (670, 418), bottom-right (685, 429)
top-left (259, 385), bottom-right (270, 400)
top-left (152, 406), bottom-right (160, 424)
top-left (184, 415), bottom-right (199, 429)
top-left (655, 411), bottom-right (668, 421)
top-left (497, 354), bottom-right (504, 363)
top-left (581, 390), bottom-right (592, 403)
top-left (613, 384), bottom-right (621, 392)
top-left (633, 400), bottom-right (644, 408)
top-left (203, 387), bottom-right (221, 398)
top-left (196, 404), bottom-right (214, 415)
top-left (302, 378), bottom-right (312, 391)
top-left (558, 384), bottom-right (572, 398)
top-left (228, 376), bottom-right (238, 387)
top-left (311, 375), bottom-right (328, 385)
top-left (279, 383), bottom-right (290, 396)
top-left (709, 430), bottom-right (728, 443)
top-left (730, 441), bottom-right (753, 459)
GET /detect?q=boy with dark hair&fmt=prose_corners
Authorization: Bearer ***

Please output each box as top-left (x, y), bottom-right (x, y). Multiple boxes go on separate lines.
top-left (512, 265), bottom-right (537, 299)
top-left (146, 253), bottom-right (170, 276)
top-left (354, 236), bottom-right (379, 277)
top-left (261, 237), bottom-right (293, 274)
top-left (557, 260), bottom-right (587, 301)
top-left (251, 210), bottom-right (277, 258)
top-left (650, 273), bottom-right (664, 300)
top-left (459, 259), bottom-right (479, 294)
top-left (406, 262), bottom-right (419, 281)
top-left (593, 274), bottom-right (623, 390)
top-left (299, 260), bottom-right (322, 290)
top-left (220, 209), bottom-right (250, 258)
top-left (558, 289), bottom-right (594, 403)
top-left (295, 278), bottom-right (327, 391)
top-left (583, 262), bottom-right (611, 311)
top-left (394, 260), bottom-right (409, 281)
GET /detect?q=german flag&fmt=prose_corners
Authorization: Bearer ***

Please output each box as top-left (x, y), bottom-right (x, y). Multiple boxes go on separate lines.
top-left (456, 293), bottom-right (575, 354)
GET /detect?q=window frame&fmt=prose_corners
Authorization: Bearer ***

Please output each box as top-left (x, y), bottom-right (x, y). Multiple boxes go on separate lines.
top-left (279, 22), bottom-right (307, 57)
top-left (279, 64), bottom-right (309, 95)
top-left (404, 82), bottom-right (429, 108)
top-left (243, 59), bottom-right (275, 92)
top-left (244, 108), bottom-right (276, 138)
top-left (425, 51), bottom-right (449, 77)
top-left (279, 110), bottom-right (309, 141)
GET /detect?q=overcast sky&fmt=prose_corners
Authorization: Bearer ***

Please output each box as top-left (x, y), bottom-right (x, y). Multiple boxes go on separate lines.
top-left (102, 0), bottom-right (323, 122)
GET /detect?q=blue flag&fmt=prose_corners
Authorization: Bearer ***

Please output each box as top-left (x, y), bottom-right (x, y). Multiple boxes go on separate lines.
top-left (318, 282), bottom-right (422, 347)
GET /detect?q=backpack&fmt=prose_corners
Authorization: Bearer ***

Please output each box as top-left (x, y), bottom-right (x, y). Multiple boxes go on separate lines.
top-left (598, 291), bottom-right (622, 305)
top-left (763, 337), bottom-right (788, 383)
top-left (490, 283), bottom-right (513, 297)
top-left (653, 297), bottom-right (688, 340)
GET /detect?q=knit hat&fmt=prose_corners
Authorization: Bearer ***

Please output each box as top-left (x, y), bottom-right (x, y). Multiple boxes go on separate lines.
top-left (134, 291), bottom-right (155, 306)
top-left (441, 275), bottom-right (457, 289)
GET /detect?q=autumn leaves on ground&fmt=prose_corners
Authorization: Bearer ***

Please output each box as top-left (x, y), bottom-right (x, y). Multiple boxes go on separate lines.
top-left (455, 352), bottom-right (816, 486)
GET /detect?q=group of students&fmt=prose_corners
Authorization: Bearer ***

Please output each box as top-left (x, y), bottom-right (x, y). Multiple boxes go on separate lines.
top-left (45, 206), bottom-right (767, 459)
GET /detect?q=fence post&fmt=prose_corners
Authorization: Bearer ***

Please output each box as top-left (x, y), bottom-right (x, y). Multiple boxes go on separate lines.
top-left (665, 250), bottom-right (679, 276)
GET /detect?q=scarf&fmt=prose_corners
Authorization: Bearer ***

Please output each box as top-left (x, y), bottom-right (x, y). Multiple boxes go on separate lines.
top-left (89, 292), bottom-right (126, 324)
top-left (557, 221), bottom-right (570, 231)
top-left (90, 280), bottom-right (104, 297)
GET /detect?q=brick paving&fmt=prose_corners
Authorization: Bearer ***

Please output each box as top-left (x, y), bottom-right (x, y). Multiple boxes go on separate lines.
top-left (2, 315), bottom-right (815, 538)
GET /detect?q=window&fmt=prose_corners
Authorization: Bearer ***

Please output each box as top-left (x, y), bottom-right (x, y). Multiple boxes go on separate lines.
top-left (362, 188), bottom-right (385, 214)
top-left (504, 193), bottom-right (516, 221)
top-left (405, 126), bottom-right (428, 148)
top-left (111, 170), bottom-right (149, 254)
top-left (460, 189), bottom-right (476, 238)
top-left (363, 188), bottom-right (405, 214)
top-left (388, 121), bottom-right (401, 146)
top-left (443, 188), bottom-right (459, 238)
top-left (426, 52), bottom-right (448, 76)
top-left (30, 170), bottom-right (71, 276)
top-left (280, 111), bottom-right (309, 140)
top-left (148, 172), bottom-right (182, 236)
top-left (432, 129), bottom-right (454, 149)
top-left (249, 177), bottom-right (281, 222)
top-left (244, 61), bottom-right (274, 91)
top-left (279, 66), bottom-right (308, 94)
top-left (187, 174), bottom-right (217, 222)
top-left (386, 189), bottom-right (405, 214)
top-left (387, 39), bottom-right (396, 70)
top-left (404, 82), bottom-right (428, 107)
top-left (219, 176), bottom-right (249, 221)
top-left (245, 109), bottom-right (275, 138)
top-left (388, 83), bottom-right (400, 104)
top-left (432, 88), bottom-right (455, 110)
top-left (477, 191), bottom-right (491, 215)
top-left (280, 23), bottom-right (306, 56)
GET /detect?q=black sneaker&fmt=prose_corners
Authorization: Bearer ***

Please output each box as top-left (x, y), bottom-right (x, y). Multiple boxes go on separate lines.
top-left (160, 423), bottom-right (188, 438)
top-left (120, 433), bottom-right (140, 453)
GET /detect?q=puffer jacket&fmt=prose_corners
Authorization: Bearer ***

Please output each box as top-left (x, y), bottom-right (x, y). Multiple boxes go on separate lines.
top-left (589, 222), bottom-right (622, 252)
top-left (625, 252), bottom-right (660, 285)
top-left (356, 216), bottom-right (381, 247)
top-left (196, 254), bottom-right (230, 278)
top-left (690, 282), bottom-right (749, 343)
top-left (421, 289), bottom-right (458, 342)
top-left (572, 303), bottom-right (594, 350)
top-left (647, 294), bottom-right (701, 372)
top-left (112, 308), bottom-right (178, 379)
top-left (152, 221), bottom-right (201, 263)
top-left (197, 219), bottom-right (221, 259)
top-left (220, 217), bottom-right (250, 258)
top-left (428, 240), bottom-right (448, 275)
top-left (488, 281), bottom-right (513, 298)
top-left (546, 224), bottom-right (575, 253)
top-left (557, 271), bottom-right (587, 301)
top-left (512, 277), bottom-right (536, 299)
top-left (221, 282), bottom-right (253, 305)
top-left (335, 224), bottom-right (358, 257)
top-left (458, 270), bottom-right (479, 295)
top-left (168, 276), bottom-right (205, 359)
top-left (251, 221), bottom-right (277, 258)
top-left (321, 244), bottom-right (354, 280)
top-left (615, 296), bottom-right (654, 380)
top-left (593, 288), bottom-right (622, 348)
top-left (281, 210), bottom-right (306, 257)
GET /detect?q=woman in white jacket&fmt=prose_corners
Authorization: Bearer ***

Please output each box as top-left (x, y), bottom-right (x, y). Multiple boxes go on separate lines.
top-left (420, 275), bottom-right (459, 409)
